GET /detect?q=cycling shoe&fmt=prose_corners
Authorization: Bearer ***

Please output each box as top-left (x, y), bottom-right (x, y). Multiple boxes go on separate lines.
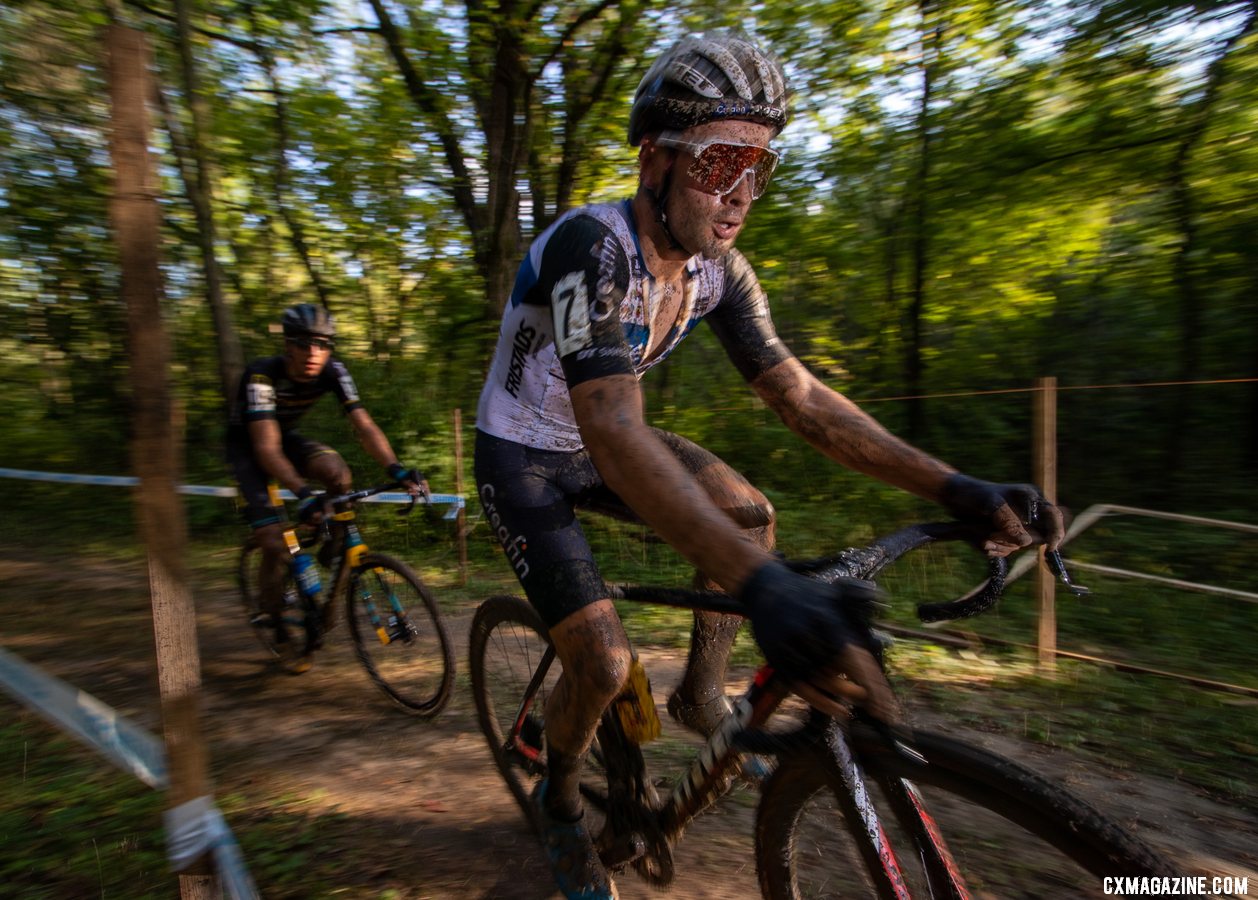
top-left (531, 779), bottom-right (617, 900)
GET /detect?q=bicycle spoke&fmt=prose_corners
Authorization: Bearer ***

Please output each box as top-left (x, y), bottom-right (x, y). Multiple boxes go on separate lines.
top-left (346, 555), bottom-right (453, 716)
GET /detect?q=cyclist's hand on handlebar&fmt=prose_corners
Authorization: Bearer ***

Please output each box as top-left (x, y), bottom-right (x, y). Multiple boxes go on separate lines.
top-left (387, 462), bottom-right (430, 502)
top-left (739, 561), bottom-right (901, 724)
top-left (294, 486), bottom-right (322, 526)
top-left (940, 473), bottom-right (1064, 555)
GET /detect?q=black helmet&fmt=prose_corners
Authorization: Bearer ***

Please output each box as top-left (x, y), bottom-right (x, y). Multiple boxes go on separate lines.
top-left (628, 32), bottom-right (790, 147)
top-left (281, 303), bottom-right (336, 339)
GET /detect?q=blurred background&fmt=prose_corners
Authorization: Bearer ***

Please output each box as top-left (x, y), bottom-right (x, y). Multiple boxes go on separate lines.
top-left (2, 1), bottom-right (1256, 685)
top-left (2, 1), bottom-right (1256, 895)
top-left (3, 0), bottom-right (1256, 515)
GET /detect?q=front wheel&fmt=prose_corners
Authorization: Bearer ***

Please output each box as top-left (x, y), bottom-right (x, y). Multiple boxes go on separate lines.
top-left (344, 553), bottom-right (454, 716)
top-left (756, 722), bottom-right (1174, 899)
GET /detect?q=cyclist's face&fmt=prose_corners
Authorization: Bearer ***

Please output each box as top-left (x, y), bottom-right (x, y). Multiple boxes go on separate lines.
top-left (660, 119), bottom-right (775, 259)
top-left (285, 336), bottom-right (332, 381)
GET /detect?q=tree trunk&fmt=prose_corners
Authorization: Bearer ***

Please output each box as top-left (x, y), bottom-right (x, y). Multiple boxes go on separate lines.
top-left (1164, 7), bottom-right (1256, 484)
top-left (104, 20), bottom-right (215, 899)
top-left (172, 0), bottom-right (243, 400)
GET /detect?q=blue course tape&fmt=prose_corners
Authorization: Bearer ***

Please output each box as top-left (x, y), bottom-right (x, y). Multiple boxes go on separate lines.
top-left (0, 645), bottom-right (167, 788)
top-left (0, 646), bottom-right (259, 897)
top-left (0, 467), bottom-right (466, 517)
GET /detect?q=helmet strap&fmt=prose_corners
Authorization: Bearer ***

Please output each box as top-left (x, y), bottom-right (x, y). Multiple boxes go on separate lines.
top-left (646, 167), bottom-right (691, 256)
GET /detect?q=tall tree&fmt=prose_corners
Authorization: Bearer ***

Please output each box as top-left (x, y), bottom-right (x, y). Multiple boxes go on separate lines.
top-left (365, 0), bottom-right (649, 317)
top-left (104, 12), bottom-right (215, 898)
top-left (1162, 3), bottom-right (1256, 475)
top-left (170, 0), bottom-right (243, 400)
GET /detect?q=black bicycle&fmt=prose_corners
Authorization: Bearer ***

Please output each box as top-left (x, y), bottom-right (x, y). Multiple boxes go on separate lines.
top-left (239, 481), bottom-right (455, 717)
top-left (469, 523), bottom-right (1177, 898)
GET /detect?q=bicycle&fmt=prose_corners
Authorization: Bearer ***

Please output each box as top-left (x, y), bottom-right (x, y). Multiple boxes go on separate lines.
top-left (469, 522), bottom-right (1178, 898)
top-left (239, 480), bottom-right (455, 717)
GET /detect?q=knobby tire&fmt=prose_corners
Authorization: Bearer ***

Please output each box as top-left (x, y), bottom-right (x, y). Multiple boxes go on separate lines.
top-left (345, 552), bottom-right (454, 717)
top-left (756, 723), bottom-right (1174, 899)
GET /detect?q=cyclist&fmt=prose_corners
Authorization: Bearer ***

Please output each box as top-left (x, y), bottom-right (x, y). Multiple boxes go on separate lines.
top-left (473, 32), bottom-right (1064, 899)
top-left (227, 303), bottom-right (428, 663)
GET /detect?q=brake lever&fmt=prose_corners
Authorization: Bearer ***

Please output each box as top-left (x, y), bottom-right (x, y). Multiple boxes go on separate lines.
top-left (1045, 548), bottom-right (1090, 596)
top-left (853, 710), bottom-right (926, 766)
top-left (394, 483), bottom-right (418, 517)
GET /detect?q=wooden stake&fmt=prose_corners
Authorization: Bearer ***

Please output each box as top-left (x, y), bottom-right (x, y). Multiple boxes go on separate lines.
top-left (1033, 376), bottom-right (1058, 672)
top-left (106, 21), bottom-right (216, 898)
top-left (454, 408), bottom-right (467, 585)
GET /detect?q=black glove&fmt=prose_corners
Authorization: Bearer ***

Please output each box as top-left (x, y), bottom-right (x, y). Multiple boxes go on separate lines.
top-left (294, 485), bottom-right (320, 525)
top-left (941, 473), bottom-right (1048, 526)
top-left (739, 560), bottom-right (882, 683)
top-left (387, 462), bottom-right (425, 486)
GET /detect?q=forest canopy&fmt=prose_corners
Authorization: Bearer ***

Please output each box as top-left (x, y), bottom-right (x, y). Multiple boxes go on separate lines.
top-left (1, 0), bottom-right (1255, 522)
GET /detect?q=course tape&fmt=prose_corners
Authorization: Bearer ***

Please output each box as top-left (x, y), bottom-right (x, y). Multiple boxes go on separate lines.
top-left (0, 467), bottom-right (466, 519)
top-left (0, 645), bottom-right (258, 898)
top-left (0, 645), bottom-right (167, 788)
top-left (166, 795), bottom-right (259, 899)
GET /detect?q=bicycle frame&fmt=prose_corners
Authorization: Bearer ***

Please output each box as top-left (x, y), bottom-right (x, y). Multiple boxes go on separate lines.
top-left (319, 491), bottom-right (417, 649)
top-left (477, 522), bottom-right (1167, 898)
top-left (550, 524), bottom-right (1055, 890)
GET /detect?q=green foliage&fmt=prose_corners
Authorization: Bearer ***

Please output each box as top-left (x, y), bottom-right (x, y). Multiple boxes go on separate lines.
top-left (0, 715), bottom-right (171, 898)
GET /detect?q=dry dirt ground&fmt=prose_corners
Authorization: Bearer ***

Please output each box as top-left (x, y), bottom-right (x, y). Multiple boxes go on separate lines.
top-left (2, 545), bottom-right (1256, 899)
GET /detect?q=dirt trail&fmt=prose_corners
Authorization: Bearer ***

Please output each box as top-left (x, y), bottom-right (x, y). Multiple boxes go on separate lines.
top-left (2, 548), bottom-right (1255, 898)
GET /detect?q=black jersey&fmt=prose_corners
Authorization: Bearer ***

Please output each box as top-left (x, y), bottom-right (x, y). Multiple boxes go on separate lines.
top-left (227, 355), bottom-right (363, 444)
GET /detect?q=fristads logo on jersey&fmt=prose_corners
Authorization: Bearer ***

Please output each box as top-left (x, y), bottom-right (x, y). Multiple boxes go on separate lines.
top-left (504, 321), bottom-right (538, 398)
top-left (331, 361), bottom-right (359, 403)
top-left (593, 235), bottom-right (620, 323)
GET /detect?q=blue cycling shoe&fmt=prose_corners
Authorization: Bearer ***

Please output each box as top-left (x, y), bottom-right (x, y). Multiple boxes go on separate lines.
top-left (531, 779), bottom-right (617, 900)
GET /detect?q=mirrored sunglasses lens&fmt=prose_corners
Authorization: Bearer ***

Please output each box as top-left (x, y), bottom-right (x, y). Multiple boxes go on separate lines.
top-left (690, 144), bottom-right (777, 198)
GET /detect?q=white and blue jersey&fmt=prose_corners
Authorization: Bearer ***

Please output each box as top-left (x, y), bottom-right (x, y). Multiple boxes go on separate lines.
top-left (476, 199), bottom-right (790, 451)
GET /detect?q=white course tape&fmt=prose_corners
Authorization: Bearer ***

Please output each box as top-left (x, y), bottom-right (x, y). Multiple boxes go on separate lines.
top-left (0, 646), bottom-right (258, 897)
top-left (0, 467), bottom-right (466, 518)
top-left (166, 795), bottom-right (259, 899)
top-left (0, 645), bottom-right (167, 788)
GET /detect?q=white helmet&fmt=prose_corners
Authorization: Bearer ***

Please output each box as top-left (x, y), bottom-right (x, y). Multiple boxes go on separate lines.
top-left (628, 32), bottom-right (790, 146)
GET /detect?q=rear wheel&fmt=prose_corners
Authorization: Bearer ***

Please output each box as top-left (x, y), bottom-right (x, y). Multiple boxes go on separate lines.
top-left (756, 722), bottom-right (1174, 899)
top-left (237, 536), bottom-right (317, 674)
top-left (344, 552), bottom-right (454, 716)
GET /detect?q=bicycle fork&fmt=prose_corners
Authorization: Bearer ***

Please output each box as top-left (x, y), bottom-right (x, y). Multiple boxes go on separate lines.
top-left (824, 720), bottom-right (971, 900)
top-left (337, 521), bottom-right (413, 647)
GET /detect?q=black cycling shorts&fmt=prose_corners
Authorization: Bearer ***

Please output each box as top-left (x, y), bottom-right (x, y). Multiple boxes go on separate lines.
top-left (227, 431), bottom-right (338, 528)
top-left (474, 428), bottom-right (746, 628)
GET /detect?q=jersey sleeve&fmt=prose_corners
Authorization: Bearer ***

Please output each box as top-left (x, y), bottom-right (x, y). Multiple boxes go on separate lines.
top-left (533, 215), bottom-right (636, 388)
top-left (704, 250), bottom-right (793, 382)
top-left (325, 360), bottom-right (364, 414)
top-left (241, 364), bottom-right (278, 423)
